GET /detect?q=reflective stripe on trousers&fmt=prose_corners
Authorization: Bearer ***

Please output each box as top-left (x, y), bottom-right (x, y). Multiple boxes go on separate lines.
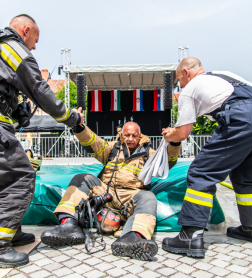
top-left (236, 193), bottom-right (252, 206)
top-left (184, 188), bottom-right (213, 208)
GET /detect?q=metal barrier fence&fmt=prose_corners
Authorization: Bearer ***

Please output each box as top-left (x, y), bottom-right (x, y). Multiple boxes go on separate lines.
top-left (17, 134), bottom-right (212, 165)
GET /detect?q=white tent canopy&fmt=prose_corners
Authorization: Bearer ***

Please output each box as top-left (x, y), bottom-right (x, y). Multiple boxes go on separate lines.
top-left (69, 63), bottom-right (178, 91)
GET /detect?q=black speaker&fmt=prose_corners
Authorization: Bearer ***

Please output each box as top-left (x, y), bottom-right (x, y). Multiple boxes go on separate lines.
top-left (76, 74), bottom-right (86, 110)
top-left (163, 72), bottom-right (173, 110)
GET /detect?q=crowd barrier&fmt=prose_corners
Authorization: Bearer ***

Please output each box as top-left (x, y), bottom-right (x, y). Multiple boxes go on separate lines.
top-left (17, 134), bottom-right (212, 165)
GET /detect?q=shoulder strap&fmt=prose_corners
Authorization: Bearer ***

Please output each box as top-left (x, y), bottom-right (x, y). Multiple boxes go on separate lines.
top-left (107, 140), bottom-right (121, 162)
top-left (97, 140), bottom-right (121, 179)
top-left (206, 72), bottom-right (243, 85)
top-left (122, 142), bottom-right (129, 160)
top-left (143, 142), bottom-right (151, 164)
top-left (0, 29), bottom-right (16, 42)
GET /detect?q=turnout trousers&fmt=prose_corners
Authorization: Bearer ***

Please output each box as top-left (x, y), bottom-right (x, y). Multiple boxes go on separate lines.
top-left (178, 84), bottom-right (252, 229)
top-left (0, 123), bottom-right (35, 253)
top-left (54, 173), bottom-right (157, 240)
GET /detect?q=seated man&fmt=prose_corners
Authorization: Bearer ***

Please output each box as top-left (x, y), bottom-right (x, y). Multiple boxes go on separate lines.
top-left (41, 122), bottom-right (181, 260)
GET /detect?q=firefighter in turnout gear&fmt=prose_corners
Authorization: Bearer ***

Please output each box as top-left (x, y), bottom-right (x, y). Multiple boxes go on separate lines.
top-left (41, 122), bottom-right (181, 261)
top-left (162, 57), bottom-right (252, 258)
top-left (0, 15), bottom-right (84, 268)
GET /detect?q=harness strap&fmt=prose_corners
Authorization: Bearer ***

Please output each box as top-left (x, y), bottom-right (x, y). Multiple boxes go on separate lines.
top-left (106, 147), bottom-right (121, 194)
top-left (225, 104), bottom-right (230, 125)
top-left (122, 142), bottom-right (129, 160)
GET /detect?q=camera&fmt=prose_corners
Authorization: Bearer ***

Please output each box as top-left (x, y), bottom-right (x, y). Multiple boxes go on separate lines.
top-left (12, 101), bottom-right (31, 127)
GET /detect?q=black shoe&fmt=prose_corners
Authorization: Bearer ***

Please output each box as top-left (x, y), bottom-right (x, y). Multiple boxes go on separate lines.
top-left (41, 218), bottom-right (85, 247)
top-left (12, 232), bottom-right (35, 247)
top-left (111, 231), bottom-right (158, 261)
top-left (0, 248), bottom-right (29, 268)
top-left (162, 226), bottom-right (205, 258)
top-left (227, 225), bottom-right (252, 242)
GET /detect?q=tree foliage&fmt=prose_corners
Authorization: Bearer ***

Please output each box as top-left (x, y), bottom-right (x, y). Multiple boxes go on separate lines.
top-left (172, 101), bottom-right (218, 135)
top-left (192, 116), bottom-right (218, 135)
top-left (55, 81), bottom-right (77, 109)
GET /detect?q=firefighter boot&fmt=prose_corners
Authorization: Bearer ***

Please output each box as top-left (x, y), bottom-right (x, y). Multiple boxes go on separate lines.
top-left (0, 248), bottom-right (29, 268)
top-left (111, 231), bottom-right (158, 261)
top-left (12, 227), bottom-right (35, 247)
top-left (41, 218), bottom-right (85, 247)
top-left (162, 226), bottom-right (205, 258)
top-left (227, 225), bottom-right (252, 242)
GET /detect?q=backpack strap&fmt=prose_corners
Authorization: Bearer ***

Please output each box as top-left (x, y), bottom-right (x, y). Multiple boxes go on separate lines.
top-left (107, 140), bottom-right (121, 162)
top-left (97, 140), bottom-right (121, 179)
top-left (0, 29), bottom-right (16, 42)
top-left (143, 142), bottom-right (151, 164)
top-left (206, 72), bottom-right (245, 85)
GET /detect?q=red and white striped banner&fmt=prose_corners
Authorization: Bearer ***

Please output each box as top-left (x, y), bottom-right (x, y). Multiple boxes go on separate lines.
top-left (91, 90), bottom-right (102, 112)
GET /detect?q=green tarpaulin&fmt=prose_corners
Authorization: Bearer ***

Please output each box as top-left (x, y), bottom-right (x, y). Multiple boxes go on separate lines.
top-left (22, 162), bottom-right (225, 231)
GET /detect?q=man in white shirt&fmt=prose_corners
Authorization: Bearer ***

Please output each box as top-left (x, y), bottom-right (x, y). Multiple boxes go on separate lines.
top-left (161, 57), bottom-right (252, 258)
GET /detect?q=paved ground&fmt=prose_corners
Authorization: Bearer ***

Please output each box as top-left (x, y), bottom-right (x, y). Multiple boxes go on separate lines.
top-left (4, 181), bottom-right (252, 278)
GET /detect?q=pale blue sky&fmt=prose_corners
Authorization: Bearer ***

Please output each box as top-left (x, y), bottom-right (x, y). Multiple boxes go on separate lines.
top-left (2, 0), bottom-right (252, 81)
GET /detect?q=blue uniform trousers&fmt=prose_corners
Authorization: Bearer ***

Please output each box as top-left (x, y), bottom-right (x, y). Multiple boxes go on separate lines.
top-left (178, 84), bottom-right (252, 228)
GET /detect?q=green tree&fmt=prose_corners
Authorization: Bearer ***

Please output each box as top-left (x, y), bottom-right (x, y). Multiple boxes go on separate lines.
top-left (172, 101), bottom-right (218, 135)
top-left (55, 81), bottom-right (77, 109)
top-left (172, 102), bottom-right (178, 123)
top-left (192, 115), bottom-right (218, 135)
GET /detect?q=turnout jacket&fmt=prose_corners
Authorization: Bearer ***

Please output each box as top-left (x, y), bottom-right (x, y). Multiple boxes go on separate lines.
top-left (75, 125), bottom-right (181, 189)
top-left (0, 27), bottom-right (78, 126)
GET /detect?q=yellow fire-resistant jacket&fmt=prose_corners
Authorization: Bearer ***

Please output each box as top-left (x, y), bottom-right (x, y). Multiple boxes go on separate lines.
top-left (75, 125), bottom-right (181, 189)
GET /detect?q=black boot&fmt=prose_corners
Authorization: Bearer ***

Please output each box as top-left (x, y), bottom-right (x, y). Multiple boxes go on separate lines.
top-left (0, 248), bottom-right (29, 268)
top-left (111, 231), bottom-right (158, 261)
top-left (227, 225), bottom-right (252, 242)
top-left (162, 226), bottom-right (205, 258)
top-left (12, 227), bottom-right (35, 247)
top-left (41, 218), bottom-right (85, 247)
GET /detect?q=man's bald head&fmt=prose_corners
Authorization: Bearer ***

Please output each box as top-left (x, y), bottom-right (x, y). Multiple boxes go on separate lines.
top-left (122, 122), bottom-right (141, 133)
top-left (177, 57), bottom-right (203, 74)
top-left (122, 122), bottom-right (141, 152)
top-left (10, 14), bottom-right (36, 28)
top-left (9, 14), bottom-right (39, 51)
top-left (176, 57), bottom-right (205, 88)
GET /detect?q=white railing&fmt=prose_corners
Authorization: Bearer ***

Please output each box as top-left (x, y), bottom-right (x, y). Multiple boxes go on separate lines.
top-left (17, 134), bottom-right (212, 165)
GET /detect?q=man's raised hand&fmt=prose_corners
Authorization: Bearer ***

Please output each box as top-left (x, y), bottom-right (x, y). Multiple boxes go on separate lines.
top-left (73, 107), bottom-right (85, 125)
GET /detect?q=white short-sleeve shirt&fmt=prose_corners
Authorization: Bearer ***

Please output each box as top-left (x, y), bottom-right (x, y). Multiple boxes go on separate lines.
top-left (175, 71), bottom-right (252, 127)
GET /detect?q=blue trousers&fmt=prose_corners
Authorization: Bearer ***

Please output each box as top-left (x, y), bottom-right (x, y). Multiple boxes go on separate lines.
top-left (178, 84), bottom-right (252, 228)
